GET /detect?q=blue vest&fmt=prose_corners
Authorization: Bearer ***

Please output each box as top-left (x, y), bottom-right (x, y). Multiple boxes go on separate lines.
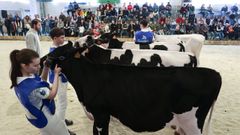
top-left (135, 31), bottom-right (154, 44)
top-left (49, 47), bottom-right (68, 83)
top-left (14, 75), bottom-right (55, 128)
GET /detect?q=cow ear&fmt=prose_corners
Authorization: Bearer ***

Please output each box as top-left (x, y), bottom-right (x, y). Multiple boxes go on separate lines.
top-left (68, 40), bottom-right (73, 46)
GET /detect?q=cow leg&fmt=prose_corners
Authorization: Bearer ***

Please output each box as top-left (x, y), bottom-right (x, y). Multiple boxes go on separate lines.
top-left (93, 114), bottom-right (110, 135)
top-left (176, 107), bottom-right (202, 135)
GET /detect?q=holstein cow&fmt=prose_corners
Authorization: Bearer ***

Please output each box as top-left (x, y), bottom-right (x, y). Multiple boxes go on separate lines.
top-left (84, 44), bottom-right (198, 67)
top-left (155, 34), bottom-right (205, 44)
top-left (41, 42), bottom-right (222, 135)
top-left (155, 34), bottom-right (205, 59)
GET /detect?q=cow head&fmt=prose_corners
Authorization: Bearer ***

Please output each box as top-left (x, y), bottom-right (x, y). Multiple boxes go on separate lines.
top-left (40, 41), bottom-right (88, 70)
top-left (95, 32), bottom-right (116, 44)
top-left (74, 35), bottom-right (95, 48)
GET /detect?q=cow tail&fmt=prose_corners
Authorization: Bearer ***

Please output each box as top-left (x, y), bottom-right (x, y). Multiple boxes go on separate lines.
top-left (178, 42), bottom-right (185, 52)
top-left (203, 100), bottom-right (216, 135)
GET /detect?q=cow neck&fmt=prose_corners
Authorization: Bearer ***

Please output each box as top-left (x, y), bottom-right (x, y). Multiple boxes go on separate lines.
top-left (61, 58), bottom-right (86, 103)
top-left (63, 56), bottom-right (101, 104)
top-left (85, 45), bottom-right (111, 64)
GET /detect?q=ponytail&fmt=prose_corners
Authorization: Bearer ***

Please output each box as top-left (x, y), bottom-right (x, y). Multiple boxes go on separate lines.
top-left (9, 49), bottom-right (39, 88)
top-left (9, 50), bottom-right (21, 88)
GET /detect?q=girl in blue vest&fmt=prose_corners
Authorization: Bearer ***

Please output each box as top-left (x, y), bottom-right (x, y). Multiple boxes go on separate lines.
top-left (9, 49), bottom-right (70, 135)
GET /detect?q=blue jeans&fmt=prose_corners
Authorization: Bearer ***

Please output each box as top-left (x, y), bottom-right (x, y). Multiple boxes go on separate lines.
top-left (216, 32), bottom-right (224, 40)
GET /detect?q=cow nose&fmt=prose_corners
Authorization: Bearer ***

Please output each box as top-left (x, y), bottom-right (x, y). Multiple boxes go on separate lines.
top-left (45, 58), bottom-right (53, 67)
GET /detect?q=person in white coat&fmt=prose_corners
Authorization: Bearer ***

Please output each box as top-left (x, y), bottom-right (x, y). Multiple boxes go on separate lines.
top-left (26, 19), bottom-right (42, 56)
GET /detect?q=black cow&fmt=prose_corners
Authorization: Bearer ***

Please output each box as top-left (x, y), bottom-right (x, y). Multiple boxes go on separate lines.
top-left (41, 42), bottom-right (222, 135)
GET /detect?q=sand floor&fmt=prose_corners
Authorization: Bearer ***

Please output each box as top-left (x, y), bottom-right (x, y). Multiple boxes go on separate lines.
top-left (0, 41), bottom-right (239, 135)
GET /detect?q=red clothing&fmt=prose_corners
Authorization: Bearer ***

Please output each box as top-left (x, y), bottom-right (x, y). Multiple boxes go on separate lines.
top-left (176, 17), bottom-right (185, 24)
top-left (127, 5), bottom-right (133, 11)
top-left (158, 17), bottom-right (166, 25)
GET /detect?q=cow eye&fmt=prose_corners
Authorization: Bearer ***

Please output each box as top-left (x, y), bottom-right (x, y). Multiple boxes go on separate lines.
top-left (58, 56), bottom-right (66, 61)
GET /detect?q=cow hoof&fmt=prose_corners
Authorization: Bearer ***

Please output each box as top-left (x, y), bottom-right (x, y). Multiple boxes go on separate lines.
top-left (174, 131), bottom-right (181, 135)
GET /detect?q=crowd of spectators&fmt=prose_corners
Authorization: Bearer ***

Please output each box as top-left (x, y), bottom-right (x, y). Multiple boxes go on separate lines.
top-left (0, 2), bottom-right (240, 40)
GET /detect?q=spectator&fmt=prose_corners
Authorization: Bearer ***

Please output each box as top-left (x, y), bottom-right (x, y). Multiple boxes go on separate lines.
top-left (128, 21), bottom-right (135, 38)
top-left (121, 21), bottom-right (128, 37)
top-left (231, 4), bottom-right (238, 14)
top-left (159, 15), bottom-right (166, 26)
top-left (216, 22), bottom-right (224, 40)
top-left (166, 2), bottom-right (172, 17)
top-left (79, 24), bottom-right (85, 37)
top-left (200, 4), bottom-right (206, 17)
top-left (153, 3), bottom-right (158, 13)
top-left (49, 16), bottom-right (56, 30)
top-left (174, 24), bottom-right (184, 34)
top-left (14, 13), bottom-right (21, 21)
top-left (159, 3), bottom-right (165, 15)
top-left (188, 4), bottom-right (195, 15)
top-left (221, 5), bottom-right (228, 16)
top-left (208, 22), bottom-right (216, 39)
top-left (15, 17), bottom-right (23, 36)
top-left (133, 3), bottom-right (140, 11)
top-left (0, 17), bottom-right (3, 36)
top-left (44, 15), bottom-right (50, 35)
top-left (176, 14), bottom-right (185, 25)
top-left (180, 4), bottom-right (187, 17)
top-left (207, 4), bottom-right (213, 15)
top-left (116, 20), bottom-right (122, 37)
top-left (73, 1), bottom-right (79, 11)
top-left (57, 19), bottom-right (64, 29)
top-left (104, 22), bottom-right (110, 33)
top-left (233, 22), bottom-right (240, 40)
top-left (4, 15), bottom-right (12, 36)
top-left (67, 2), bottom-right (74, 16)
top-left (133, 20), bottom-right (141, 32)
top-left (26, 19), bottom-right (42, 56)
top-left (127, 2), bottom-right (133, 12)
top-left (110, 20), bottom-right (117, 33)
top-left (199, 21), bottom-right (209, 39)
top-left (59, 12), bottom-right (66, 22)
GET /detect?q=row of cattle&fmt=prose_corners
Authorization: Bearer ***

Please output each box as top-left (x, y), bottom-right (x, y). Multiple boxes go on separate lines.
top-left (75, 33), bottom-right (204, 67)
top-left (41, 34), bottom-right (222, 135)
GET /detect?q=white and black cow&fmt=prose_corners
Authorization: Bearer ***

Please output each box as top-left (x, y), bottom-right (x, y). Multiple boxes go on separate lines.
top-left (155, 34), bottom-right (205, 44)
top-left (41, 42), bottom-right (222, 135)
top-left (84, 45), bottom-right (197, 67)
top-left (155, 34), bottom-right (205, 59)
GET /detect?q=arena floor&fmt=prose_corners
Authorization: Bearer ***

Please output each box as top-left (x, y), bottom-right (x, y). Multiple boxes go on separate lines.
top-left (0, 41), bottom-right (239, 135)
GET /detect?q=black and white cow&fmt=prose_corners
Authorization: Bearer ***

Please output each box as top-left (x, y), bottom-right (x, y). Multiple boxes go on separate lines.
top-left (155, 34), bottom-right (205, 59)
top-left (83, 44), bottom-right (198, 67)
top-left (41, 42), bottom-right (222, 135)
top-left (155, 34), bottom-right (205, 44)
